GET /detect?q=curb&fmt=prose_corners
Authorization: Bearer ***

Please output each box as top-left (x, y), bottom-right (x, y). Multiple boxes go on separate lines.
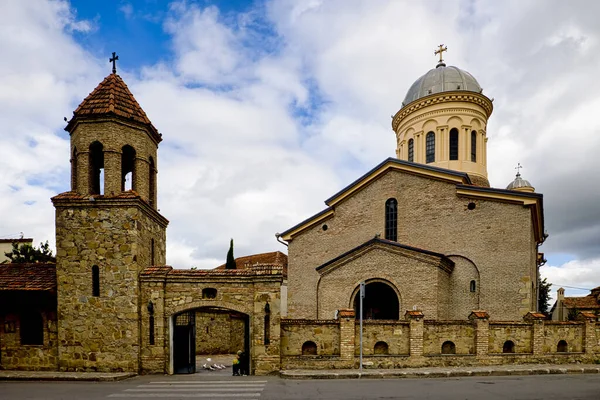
top-left (279, 367), bottom-right (600, 380)
top-left (0, 372), bottom-right (137, 382)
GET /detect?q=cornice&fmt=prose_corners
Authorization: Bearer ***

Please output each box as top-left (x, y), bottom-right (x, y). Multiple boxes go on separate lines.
top-left (392, 91), bottom-right (493, 132)
top-left (397, 107), bottom-right (488, 136)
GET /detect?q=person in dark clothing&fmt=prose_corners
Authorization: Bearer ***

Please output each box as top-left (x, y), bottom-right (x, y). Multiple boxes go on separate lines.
top-left (239, 351), bottom-right (249, 376)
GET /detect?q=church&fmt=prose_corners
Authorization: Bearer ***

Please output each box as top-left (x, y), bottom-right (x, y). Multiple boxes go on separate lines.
top-left (1, 47), bottom-right (598, 375)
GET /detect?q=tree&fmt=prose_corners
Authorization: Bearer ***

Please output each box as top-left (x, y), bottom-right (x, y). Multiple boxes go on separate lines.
top-left (225, 238), bottom-right (236, 270)
top-left (538, 277), bottom-right (552, 315)
top-left (3, 241), bottom-right (56, 263)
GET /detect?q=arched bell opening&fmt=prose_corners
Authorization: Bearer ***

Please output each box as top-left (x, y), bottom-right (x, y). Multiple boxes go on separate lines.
top-left (352, 280), bottom-right (400, 320)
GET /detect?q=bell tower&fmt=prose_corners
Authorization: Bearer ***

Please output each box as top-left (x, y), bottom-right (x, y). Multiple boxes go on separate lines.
top-left (52, 54), bottom-right (168, 372)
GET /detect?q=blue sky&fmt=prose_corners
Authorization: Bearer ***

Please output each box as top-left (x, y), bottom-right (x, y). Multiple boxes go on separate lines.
top-left (2, 0), bottom-right (600, 302)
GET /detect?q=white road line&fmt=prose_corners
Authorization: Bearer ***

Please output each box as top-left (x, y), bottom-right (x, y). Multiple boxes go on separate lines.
top-left (137, 385), bottom-right (265, 388)
top-left (148, 381), bottom-right (267, 384)
top-left (126, 388), bottom-right (264, 392)
top-left (108, 394), bottom-right (261, 398)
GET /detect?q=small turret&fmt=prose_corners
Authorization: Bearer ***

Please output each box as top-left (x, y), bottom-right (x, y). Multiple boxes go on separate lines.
top-left (506, 163), bottom-right (535, 193)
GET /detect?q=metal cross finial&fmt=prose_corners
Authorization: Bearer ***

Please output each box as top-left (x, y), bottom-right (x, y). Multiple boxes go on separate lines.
top-left (109, 52), bottom-right (119, 74)
top-left (515, 163), bottom-right (523, 177)
top-left (434, 44), bottom-right (447, 64)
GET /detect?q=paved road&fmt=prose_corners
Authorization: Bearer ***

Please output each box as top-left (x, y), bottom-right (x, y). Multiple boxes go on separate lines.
top-left (2, 374), bottom-right (600, 399)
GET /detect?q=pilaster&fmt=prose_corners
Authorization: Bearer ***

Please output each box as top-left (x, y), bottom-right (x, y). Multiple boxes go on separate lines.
top-left (405, 310), bottom-right (424, 360)
top-left (338, 308), bottom-right (355, 368)
top-left (524, 312), bottom-right (546, 356)
top-left (469, 310), bottom-right (490, 359)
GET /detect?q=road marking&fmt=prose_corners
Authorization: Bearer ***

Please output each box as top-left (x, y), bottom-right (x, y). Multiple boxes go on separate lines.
top-left (108, 379), bottom-right (267, 398)
top-left (126, 388), bottom-right (264, 392)
top-left (149, 381), bottom-right (268, 384)
top-left (108, 394), bottom-right (261, 398)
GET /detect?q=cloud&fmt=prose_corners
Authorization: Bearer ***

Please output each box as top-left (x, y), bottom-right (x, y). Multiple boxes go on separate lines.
top-left (1, 0), bottom-right (600, 301)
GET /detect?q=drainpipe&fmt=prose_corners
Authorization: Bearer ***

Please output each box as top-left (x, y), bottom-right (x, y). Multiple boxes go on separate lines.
top-left (275, 233), bottom-right (288, 247)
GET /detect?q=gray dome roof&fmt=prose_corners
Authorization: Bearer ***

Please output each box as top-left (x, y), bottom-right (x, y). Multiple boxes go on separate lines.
top-left (506, 174), bottom-right (533, 190)
top-left (403, 65), bottom-right (482, 106)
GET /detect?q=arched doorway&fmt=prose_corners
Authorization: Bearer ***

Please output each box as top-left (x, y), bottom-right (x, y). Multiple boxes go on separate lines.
top-left (171, 307), bottom-right (250, 374)
top-left (352, 280), bottom-right (400, 320)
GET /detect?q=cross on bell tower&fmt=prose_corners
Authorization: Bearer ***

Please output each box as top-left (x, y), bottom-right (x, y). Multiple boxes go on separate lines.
top-left (109, 52), bottom-right (119, 74)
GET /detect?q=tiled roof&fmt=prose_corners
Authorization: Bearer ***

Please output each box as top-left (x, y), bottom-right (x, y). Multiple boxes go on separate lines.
top-left (141, 265), bottom-right (284, 277)
top-left (66, 73), bottom-right (161, 142)
top-left (215, 251), bottom-right (288, 275)
top-left (562, 294), bottom-right (600, 310)
top-left (0, 263), bottom-right (56, 291)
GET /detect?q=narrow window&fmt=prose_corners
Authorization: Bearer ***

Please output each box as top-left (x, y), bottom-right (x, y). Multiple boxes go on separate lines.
top-left (89, 142), bottom-right (104, 195)
top-left (408, 138), bottom-right (414, 162)
top-left (470, 280), bottom-right (476, 293)
top-left (385, 198), bottom-right (398, 242)
top-left (92, 265), bottom-right (100, 297)
top-left (557, 340), bottom-right (568, 353)
top-left (121, 145), bottom-right (136, 191)
top-left (503, 340), bottom-right (515, 353)
top-left (149, 315), bottom-right (155, 345)
top-left (20, 312), bottom-right (43, 345)
top-left (426, 132), bottom-right (435, 163)
top-left (149, 156), bottom-right (156, 207)
top-left (151, 238), bottom-right (155, 266)
top-left (202, 288), bottom-right (217, 299)
top-left (264, 315), bottom-right (270, 345)
top-left (302, 341), bottom-right (317, 355)
top-left (374, 341), bottom-right (389, 355)
top-left (471, 131), bottom-right (477, 162)
top-left (441, 341), bottom-right (456, 354)
top-left (71, 147), bottom-right (78, 192)
top-left (449, 128), bottom-right (459, 160)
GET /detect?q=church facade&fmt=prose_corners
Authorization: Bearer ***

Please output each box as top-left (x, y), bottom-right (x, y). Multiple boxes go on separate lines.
top-left (1, 50), bottom-right (599, 375)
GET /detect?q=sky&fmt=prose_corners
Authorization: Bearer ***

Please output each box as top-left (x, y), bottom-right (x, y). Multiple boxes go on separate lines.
top-left (1, 0), bottom-right (599, 302)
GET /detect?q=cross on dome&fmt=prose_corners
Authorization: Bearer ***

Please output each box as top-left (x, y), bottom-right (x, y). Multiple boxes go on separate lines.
top-left (434, 44), bottom-right (447, 67)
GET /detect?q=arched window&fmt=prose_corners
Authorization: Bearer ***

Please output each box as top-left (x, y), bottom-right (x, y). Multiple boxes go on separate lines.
top-left (449, 128), bottom-right (459, 160)
top-left (385, 198), bottom-right (398, 242)
top-left (353, 281), bottom-right (400, 320)
top-left (149, 156), bottom-right (156, 207)
top-left (264, 314), bottom-right (270, 346)
top-left (441, 341), bottom-right (456, 354)
top-left (92, 265), bottom-right (100, 297)
top-left (121, 145), bottom-right (136, 191)
top-left (503, 340), bottom-right (515, 353)
top-left (426, 132), bottom-right (435, 163)
top-left (302, 341), bottom-right (317, 355)
top-left (20, 311), bottom-right (43, 345)
top-left (374, 341), bottom-right (389, 355)
top-left (89, 141), bottom-right (104, 195)
top-left (471, 131), bottom-right (477, 162)
top-left (151, 238), bottom-right (155, 266)
top-left (470, 280), bottom-right (476, 293)
top-left (202, 288), bottom-right (217, 299)
top-left (407, 138), bottom-right (414, 162)
top-left (71, 147), bottom-right (78, 192)
top-left (557, 340), bottom-right (568, 353)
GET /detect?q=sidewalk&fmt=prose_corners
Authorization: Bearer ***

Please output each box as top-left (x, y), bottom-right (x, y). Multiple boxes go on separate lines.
top-left (280, 364), bottom-right (600, 379)
top-left (0, 370), bottom-right (136, 381)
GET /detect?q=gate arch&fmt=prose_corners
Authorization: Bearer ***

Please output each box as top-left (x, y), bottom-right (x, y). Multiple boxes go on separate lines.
top-left (350, 278), bottom-right (401, 320)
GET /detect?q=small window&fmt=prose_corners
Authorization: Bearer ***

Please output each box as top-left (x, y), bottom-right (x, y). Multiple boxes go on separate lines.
top-left (426, 132), bottom-right (435, 163)
top-left (71, 147), bottom-right (78, 192)
top-left (149, 315), bottom-right (155, 345)
top-left (471, 131), bottom-right (477, 162)
top-left (20, 312), bottom-right (43, 345)
top-left (503, 340), bottom-right (515, 353)
top-left (264, 315), bottom-right (270, 345)
top-left (151, 238), bottom-right (155, 266)
top-left (92, 265), bottom-right (100, 297)
top-left (408, 138), bottom-right (414, 162)
top-left (302, 341), bottom-right (317, 355)
top-left (374, 341), bottom-right (389, 355)
top-left (384, 198), bottom-right (398, 241)
top-left (441, 341), bottom-right (456, 354)
top-left (449, 128), bottom-right (459, 160)
top-left (202, 288), bottom-right (217, 299)
top-left (470, 280), bottom-right (476, 293)
top-left (557, 340), bottom-right (568, 353)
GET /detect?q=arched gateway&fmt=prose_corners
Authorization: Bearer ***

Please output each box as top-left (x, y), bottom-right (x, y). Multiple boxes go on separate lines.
top-left (352, 280), bottom-right (400, 320)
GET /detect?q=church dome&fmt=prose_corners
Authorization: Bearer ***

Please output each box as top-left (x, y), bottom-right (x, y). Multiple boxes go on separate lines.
top-left (402, 64), bottom-right (482, 107)
top-left (506, 173), bottom-right (535, 192)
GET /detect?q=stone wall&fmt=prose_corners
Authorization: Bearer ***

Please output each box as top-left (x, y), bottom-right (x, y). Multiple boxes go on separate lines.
top-left (0, 311), bottom-right (58, 371)
top-left (195, 311), bottom-right (245, 354)
top-left (286, 169), bottom-right (536, 321)
top-left (279, 310), bottom-right (600, 370)
top-left (53, 198), bottom-right (167, 372)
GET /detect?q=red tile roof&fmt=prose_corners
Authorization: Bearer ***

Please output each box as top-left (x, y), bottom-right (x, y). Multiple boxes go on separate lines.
top-left (562, 294), bottom-right (600, 310)
top-left (141, 265), bottom-right (284, 277)
top-left (0, 263), bottom-right (56, 291)
top-left (215, 251), bottom-right (288, 275)
top-left (65, 73), bottom-right (161, 142)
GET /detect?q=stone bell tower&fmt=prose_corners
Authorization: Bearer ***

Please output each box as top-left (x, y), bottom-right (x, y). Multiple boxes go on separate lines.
top-left (52, 54), bottom-right (168, 372)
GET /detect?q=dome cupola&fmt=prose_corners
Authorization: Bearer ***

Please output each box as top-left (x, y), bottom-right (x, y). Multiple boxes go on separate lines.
top-left (392, 45), bottom-right (493, 187)
top-left (506, 164), bottom-right (535, 193)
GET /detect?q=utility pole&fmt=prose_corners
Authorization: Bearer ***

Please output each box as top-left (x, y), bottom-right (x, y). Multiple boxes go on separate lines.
top-left (359, 281), bottom-right (365, 373)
